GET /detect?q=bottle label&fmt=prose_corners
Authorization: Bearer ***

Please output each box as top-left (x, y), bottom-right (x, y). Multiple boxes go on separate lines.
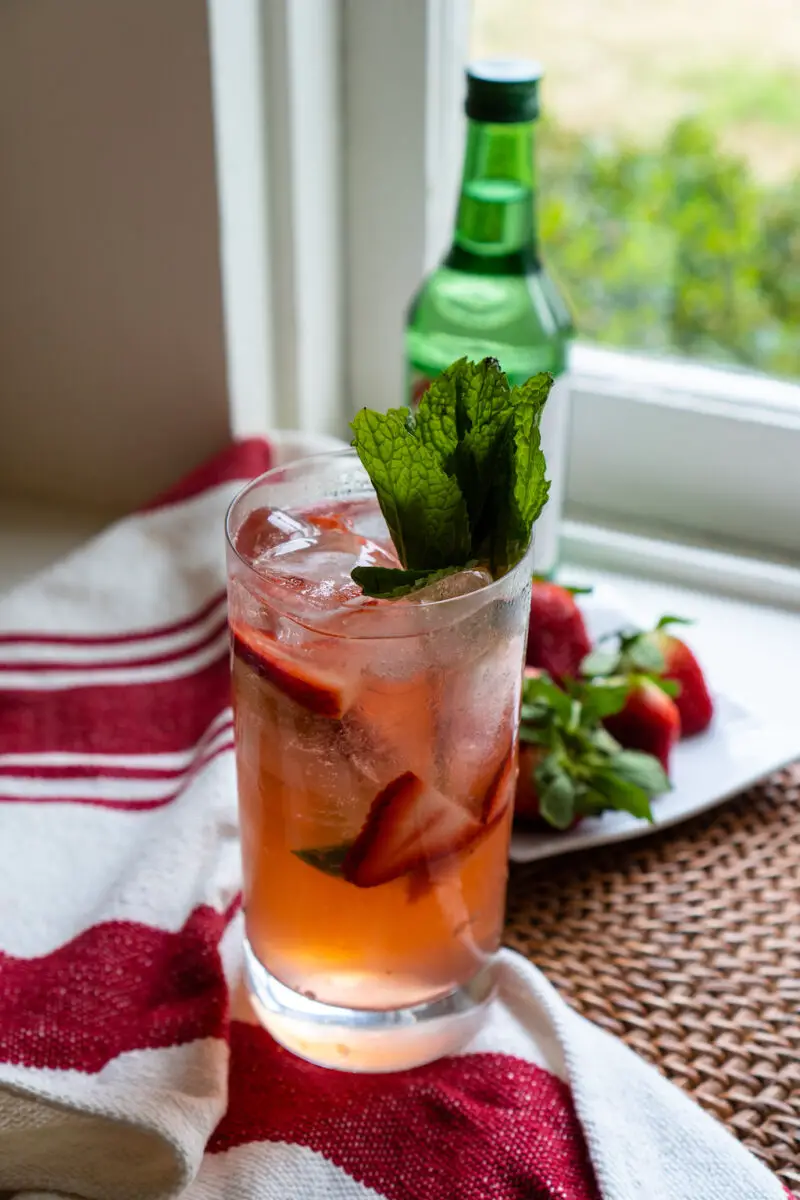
top-left (406, 364), bottom-right (571, 578)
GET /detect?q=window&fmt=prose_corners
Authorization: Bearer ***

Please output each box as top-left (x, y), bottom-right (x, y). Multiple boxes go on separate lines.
top-left (210, 0), bottom-right (800, 594)
top-left (472, 0), bottom-right (800, 382)
top-left (4, 0), bottom-right (798, 584)
top-left (466, 0), bottom-right (800, 573)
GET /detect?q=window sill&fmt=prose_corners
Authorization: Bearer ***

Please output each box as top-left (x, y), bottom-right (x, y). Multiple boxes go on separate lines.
top-left (563, 517), bottom-right (800, 612)
top-left (568, 343), bottom-right (800, 561)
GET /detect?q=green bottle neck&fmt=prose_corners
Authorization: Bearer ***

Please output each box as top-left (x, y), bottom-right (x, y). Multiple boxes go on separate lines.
top-left (449, 118), bottom-right (538, 270)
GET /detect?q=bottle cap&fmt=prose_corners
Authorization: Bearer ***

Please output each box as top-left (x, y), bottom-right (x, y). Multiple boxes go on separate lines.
top-left (465, 60), bottom-right (542, 123)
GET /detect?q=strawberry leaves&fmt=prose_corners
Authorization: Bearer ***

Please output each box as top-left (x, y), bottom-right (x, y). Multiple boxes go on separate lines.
top-left (519, 671), bottom-right (670, 830)
top-left (350, 357), bottom-right (553, 597)
top-left (656, 614), bottom-right (693, 630)
top-left (581, 621), bottom-right (688, 697)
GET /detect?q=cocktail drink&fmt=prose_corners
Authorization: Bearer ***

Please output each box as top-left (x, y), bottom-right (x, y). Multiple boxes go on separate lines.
top-left (226, 449), bottom-right (534, 1071)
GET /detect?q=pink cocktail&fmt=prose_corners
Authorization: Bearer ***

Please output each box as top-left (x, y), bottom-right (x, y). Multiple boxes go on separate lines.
top-left (226, 449), bottom-right (532, 1071)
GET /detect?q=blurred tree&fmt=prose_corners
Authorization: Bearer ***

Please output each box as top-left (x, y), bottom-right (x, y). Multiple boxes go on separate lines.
top-left (538, 116), bottom-right (800, 378)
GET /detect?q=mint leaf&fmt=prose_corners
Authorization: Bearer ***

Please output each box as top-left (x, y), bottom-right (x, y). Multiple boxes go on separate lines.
top-left (351, 564), bottom-right (464, 600)
top-left (536, 761), bottom-right (577, 830)
top-left (414, 365), bottom-right (461, 466)
top-left (292, 843), bottom-right (352, 877)
top-left (350, 358), bottom-right (555, 596)
top-left (627, 637), bottom-right (666, 673)
top-left (519, 724), bottom-right (548, 745)
top-left (350, 407), bottom-right (471, 571)
top-left (413, 359), bottom-right (514, 546)
top-left (351, 566), bottom-right (432, 599)
top-left (522, 671), bottom-right (572, 722)
top-left (581, 646), bottom-right (620, 677)
top-left (414, 358), bottom-right (512, 506)
top-left (590, 726), bottom-right (621, 755)
top-left (510, 373), bottom-right (553, 528)
top-left (456, 359), bottom-right (512, 487)
top-left (485, 374), bottom-right (552, 574)
top-left (576, 677), bottom-right (631, 720)
top-left (592, 771), bottom-right (655, 822)
top-left (456, 355), bottom-right (507, 434)
top-left (611, 750), bottom-right (670, 796)
top-left (518, 669), bottom-right (667, 832)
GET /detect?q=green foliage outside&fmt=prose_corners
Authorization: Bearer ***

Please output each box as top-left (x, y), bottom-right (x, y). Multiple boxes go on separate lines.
top-left (538, 117), bottom-right (800, 378)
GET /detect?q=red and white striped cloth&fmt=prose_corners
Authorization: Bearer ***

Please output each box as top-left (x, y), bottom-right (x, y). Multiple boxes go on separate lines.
top-left (0, 436), bottom-right (789, 1200)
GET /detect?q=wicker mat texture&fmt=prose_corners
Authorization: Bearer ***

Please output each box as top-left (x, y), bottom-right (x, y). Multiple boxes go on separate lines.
top-left (504, 764), bottom-right (800, 1193)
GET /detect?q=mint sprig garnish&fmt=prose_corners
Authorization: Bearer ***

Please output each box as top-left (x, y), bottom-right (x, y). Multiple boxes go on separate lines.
top-left (349, 407), bottom-right (471, 572)
top-left (350, 357), bottom-right (552, 597)
top-left (520, 671), bottom-right (670, 830)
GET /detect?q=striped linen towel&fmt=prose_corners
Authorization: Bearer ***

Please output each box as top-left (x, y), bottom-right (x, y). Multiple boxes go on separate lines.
top-left (0, 436), bottom-right (789, 1200)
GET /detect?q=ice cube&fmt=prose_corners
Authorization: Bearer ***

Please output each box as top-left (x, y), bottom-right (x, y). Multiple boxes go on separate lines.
top-left (442, 633), bottom-right (524, 812)
top-left (234, 506), bottom-right (315, 564)
top-left (409, 568), bottom-right (493, 605)
top-left (257, 527), bottom-right (400, 617)
top-left (343, 497), bottom-right (394, 547)
top-left (303, 497), bottom-right (393, 547)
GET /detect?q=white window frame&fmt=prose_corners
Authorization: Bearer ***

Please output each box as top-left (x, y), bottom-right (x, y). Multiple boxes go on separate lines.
top-left (206, 0), bottom-right (800, 601)
top-left (568, 344), bottom-right (800, 565)
top-left (207, 0), bottom-right (345, 440)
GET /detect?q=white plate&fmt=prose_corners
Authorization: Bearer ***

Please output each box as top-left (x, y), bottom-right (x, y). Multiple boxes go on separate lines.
top-left (510, 585), bottom-right (800, 864)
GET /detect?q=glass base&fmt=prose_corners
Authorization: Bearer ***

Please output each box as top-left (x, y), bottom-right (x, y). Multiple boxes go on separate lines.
top-left (243, 937), bottom-right (497, 1073)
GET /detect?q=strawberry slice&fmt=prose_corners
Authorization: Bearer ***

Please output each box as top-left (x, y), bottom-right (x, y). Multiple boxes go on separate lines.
top-left (307, 510), bottom-right (351, 534)
top-left (343, 772), bottom-right (484, 889)
top-left (231, 624), bottom-right (351, 719)
top-left (480, 743), bottom-right (517, 825)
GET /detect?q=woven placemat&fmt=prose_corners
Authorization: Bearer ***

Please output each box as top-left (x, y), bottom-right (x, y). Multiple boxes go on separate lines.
top-left (504, 764), bottom-right (800, 1192)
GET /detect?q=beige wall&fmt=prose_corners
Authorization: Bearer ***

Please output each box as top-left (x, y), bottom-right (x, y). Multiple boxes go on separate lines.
top-left (0, 0), bottom-right (230, 514)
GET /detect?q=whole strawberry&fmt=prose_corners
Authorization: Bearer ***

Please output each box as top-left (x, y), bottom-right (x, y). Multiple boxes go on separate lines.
top-left (649, 618), bottom-right (714, 736)
top-left (526, 581), bottom-right (591, 683)
top-left (604, 678), bottom-right (680, 772)
top-left (583, 615), bottom-right (713, 742)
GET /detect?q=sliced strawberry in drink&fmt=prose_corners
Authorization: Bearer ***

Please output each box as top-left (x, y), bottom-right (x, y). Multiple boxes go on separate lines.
top-left (231, 624), bottom-right (352, 719)
top-left (343, 771), bottom-right (484, 889)
top-left (307, 510), bottom-right (351, 534)
top-left (479, 743), bottom-right (517, 825)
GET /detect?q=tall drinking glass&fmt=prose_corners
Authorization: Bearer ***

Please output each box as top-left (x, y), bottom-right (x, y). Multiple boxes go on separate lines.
top-left (226, 449), bottom-right (532, 1072)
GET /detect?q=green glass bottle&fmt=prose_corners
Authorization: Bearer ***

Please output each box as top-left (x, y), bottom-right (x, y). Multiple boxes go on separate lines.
top-left (405, 61), bottom-right (573, 575)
